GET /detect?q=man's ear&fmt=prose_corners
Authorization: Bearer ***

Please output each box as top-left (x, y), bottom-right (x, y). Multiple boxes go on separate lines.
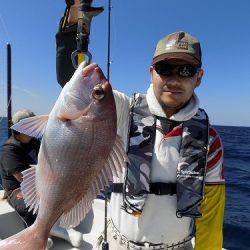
top-left (150, 65), bottom-right (154, 82)
top-left (196, 69), bottom-right (204, 87)
top-left (198, 69), bottom-right (203, 79)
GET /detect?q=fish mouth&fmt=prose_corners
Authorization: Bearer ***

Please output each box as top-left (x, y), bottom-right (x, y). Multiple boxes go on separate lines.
top-left (82, 63), bottom-right (105, 79)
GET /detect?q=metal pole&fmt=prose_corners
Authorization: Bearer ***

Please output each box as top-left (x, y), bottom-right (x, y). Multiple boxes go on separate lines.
top-left (107, 0), bottom-right (111, 81)
top-left (102, 189), bottom-right (109, 250)
top-left (7, 43), bottom-right (12, 138)
top-left (102, 1), bottom-right (111, 249)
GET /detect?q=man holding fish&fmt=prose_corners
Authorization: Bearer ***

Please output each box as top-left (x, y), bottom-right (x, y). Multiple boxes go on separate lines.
top-left (55, 1), bottom-right (226, 250)
top-left (0, 1), bottom-right (225, 249)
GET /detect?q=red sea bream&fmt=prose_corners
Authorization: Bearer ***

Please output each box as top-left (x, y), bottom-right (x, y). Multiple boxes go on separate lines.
top-left (0, 62), bottom-right (127, 249)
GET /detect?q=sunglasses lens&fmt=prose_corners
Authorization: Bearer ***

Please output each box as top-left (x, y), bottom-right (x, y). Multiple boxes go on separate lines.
top-left (153, 62), bottom-right (172, 76)
top-left (154, 62), bottom-right (199, 77)
top-left (178, 65), bottom-right (197, 77)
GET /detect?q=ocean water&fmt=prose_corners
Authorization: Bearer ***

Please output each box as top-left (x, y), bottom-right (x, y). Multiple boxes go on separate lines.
top-left (0, 117), bottom-right (249, 249)
top-left (218, 125), bottom-right (250, 249)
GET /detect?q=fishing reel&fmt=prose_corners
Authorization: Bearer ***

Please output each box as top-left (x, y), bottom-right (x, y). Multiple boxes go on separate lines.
top-left (71, 0), bottom-right (104, 68)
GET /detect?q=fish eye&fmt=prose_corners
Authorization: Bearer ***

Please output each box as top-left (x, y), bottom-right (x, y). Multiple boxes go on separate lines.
top-left (92, 85), bottom-right (105, 100)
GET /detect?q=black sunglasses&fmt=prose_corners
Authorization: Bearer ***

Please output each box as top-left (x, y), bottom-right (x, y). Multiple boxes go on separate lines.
top-left (153, 62), bottom-right (199, 77)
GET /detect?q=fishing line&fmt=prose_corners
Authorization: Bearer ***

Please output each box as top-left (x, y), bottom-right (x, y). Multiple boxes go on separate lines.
top-left (0, 96), bottom-right (11, 124)
top-left (0, 84), bottom-right (38, 125)
top-left (0, 85), bottom-right (11, 125)
top-left (12, 85), bottom-right (38, 98)
top-left (0, 13), bottom-right (10, 42)
top-left (111, 1), bottom-right (118, 63)
top-left (0, 84), bottom-right (6, 124)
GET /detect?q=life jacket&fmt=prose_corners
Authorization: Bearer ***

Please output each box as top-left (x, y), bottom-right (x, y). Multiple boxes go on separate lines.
top-left (121, 93), bottom-right (209, 218)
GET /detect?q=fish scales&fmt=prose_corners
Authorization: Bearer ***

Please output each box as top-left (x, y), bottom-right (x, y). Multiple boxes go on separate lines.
top-left (36, 117), bottom-right (116, 222)
top-left (0, 63), bottom-right (127, 250)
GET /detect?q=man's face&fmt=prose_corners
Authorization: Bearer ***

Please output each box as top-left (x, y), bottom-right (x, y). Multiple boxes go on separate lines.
top-left (150, 60), bottom-right (203, 117)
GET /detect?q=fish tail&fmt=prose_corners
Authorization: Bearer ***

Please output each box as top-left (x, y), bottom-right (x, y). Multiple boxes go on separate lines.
top-left (0, 223), bottom-right (49, 250)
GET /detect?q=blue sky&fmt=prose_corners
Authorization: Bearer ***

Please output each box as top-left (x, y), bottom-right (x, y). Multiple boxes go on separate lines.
top-left (0, 0), bottom-right (249, 126)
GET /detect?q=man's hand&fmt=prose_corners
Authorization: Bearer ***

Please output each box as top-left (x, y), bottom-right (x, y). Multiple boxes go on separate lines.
top-left (67, 0), bottom-right (80, 24)
top-left (13, 172), bottom-right (23, 183)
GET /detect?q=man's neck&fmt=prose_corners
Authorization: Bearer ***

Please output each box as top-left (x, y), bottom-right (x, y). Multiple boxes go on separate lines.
top-left (162, 100), bottom-right (191, 118)
top-left (163, 108), bottom-right (180, 118)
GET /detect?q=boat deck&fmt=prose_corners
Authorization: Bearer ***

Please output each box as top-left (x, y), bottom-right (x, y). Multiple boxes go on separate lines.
top-left (1, 190), bottom-right (227, 250)
top-left (0, 190), bottom-right (104, 249)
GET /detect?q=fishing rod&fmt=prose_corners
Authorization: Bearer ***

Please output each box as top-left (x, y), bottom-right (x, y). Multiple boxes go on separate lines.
top-left (71, 0), bottom-right (104, 68)
top-left (102, 1), bottom-right (112, 249)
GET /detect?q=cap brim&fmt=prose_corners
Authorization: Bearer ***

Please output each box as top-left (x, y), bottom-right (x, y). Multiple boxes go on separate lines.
top-left (152, 52), bottom-right (201, 67)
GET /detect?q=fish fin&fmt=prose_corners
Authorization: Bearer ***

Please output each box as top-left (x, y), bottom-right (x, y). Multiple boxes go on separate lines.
top-left (59, 175), bottom-right (106, 229)
top-left (59, 191), bottom-right (93, 229)
top-left (59, 135), bottom-right (127, 229)
top-left (11, 115), bottom-right (49, 138)
top-left (99, 135), bottom-right (127, 183)
top-left (106, 135), bottom-right (128, 176)
top-left (21, 166), bottom-right (40, 214)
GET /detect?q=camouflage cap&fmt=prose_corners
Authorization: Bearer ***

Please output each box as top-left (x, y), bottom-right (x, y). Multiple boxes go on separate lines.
top-left (12, 109), bottom-right (35, 125)
top-left (152, 31), bottom-right (202, 67)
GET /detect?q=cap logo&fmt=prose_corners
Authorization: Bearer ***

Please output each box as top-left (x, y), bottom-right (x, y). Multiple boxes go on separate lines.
top-left (176, 41), bottom-right (188, 50)
top-left (164, 33), bottom-right (189, 51)
top-left (176, 32), bottom-right (188, 50)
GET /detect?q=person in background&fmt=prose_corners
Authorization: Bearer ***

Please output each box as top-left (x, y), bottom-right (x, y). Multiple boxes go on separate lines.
top-left (0, 109), bottom-right (83, 248)
top-left (0, 109), bottom-right (40, 227)
top-left (55, 1), bottom-right (226, 249)
top-left (0, 110), bottom-right (56, 248)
